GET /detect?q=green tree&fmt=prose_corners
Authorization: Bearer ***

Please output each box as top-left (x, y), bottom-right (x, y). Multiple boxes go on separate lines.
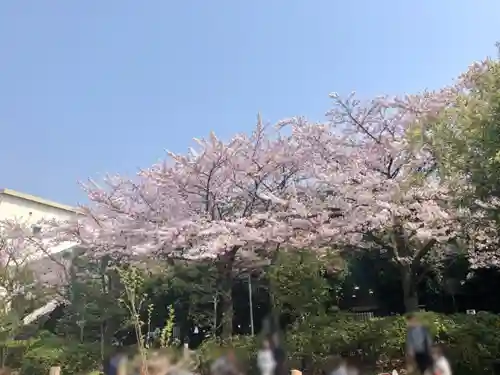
top-left (268, 250), bottom-right (342, 321)
top-left (423, 57), bottom-right (500, 200)
top-left (417, 51), bottom-right (500, 268)
top-left (56, 253), bottom-right (127, 357)
top-left (144, 260), bottom-right (218, 337)
top-left (0, 233), bottom-right (51, 367)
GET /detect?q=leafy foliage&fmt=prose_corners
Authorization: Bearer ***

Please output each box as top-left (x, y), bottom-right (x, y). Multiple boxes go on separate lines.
top-left (0, 220), bottom-right (56, 368)
top-left (56, 255), bottom-right (126, 344)
top-left (198, 335), bottom-right (258, 375)
top-left (145, 260), bottom-right (218, 333)
top-left (199, 312), bottom-right (500, 375)
top-left (20, 331), bottom-right (100, 375)
top-left (419, 56), bottom-right (500, 268)
top-left (268, 250), bottom-right (337, 318)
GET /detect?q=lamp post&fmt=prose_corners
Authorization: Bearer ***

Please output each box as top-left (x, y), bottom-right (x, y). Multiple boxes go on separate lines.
top-left (212, 294), bottom-right (218, 337)
top-left (248, 273), bottom-right (255, 336)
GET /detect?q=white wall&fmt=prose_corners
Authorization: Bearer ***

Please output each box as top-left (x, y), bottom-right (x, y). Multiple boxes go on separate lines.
top-left (0, 193), bottom-right (81, 318)
top-left (0, 193), bottom-right (80, 261)
top-left (0, 193), bottom-right (76, 224)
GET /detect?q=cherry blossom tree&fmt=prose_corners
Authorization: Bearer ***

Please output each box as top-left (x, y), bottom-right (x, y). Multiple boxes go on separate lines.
top-left (279, 86), bottom-right (462, 311)
top-left (313, 56), bottom-right (500, 310)
top-left (75, 94), bottom-right (460, 314)
top-left (0, 220), bottom-right (37, 314)
top-left (67, 115), bottom-right (336, 337)
top-left (0, 220), bottom-right (57, 348)
top-left (58, 58), bottom-right (500, 317)
top-left (67, 95), bottom-right (460, 314)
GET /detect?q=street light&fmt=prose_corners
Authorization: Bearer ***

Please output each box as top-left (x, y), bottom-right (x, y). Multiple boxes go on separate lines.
top-left (248, 274), bottom-right (255, 336)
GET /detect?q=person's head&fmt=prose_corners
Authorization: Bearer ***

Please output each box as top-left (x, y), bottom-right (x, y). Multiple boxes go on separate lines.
top-left (405, 313), bottom-right (418, 326)
top-left (226, 349), bottom-right (236, 360)
top-left (337, 353), bottom-right (348, 367)
top-left (272, 332), bottom-right (280, 345)
top-left (262, 338), bottom-right (271, 350)
top-left (431, 345), bottom-right (444, 360)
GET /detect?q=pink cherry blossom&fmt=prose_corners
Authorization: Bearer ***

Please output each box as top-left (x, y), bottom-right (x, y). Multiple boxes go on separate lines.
top-left (59, 84), bottom-right (463, 267)
top-left (44, 58), bottom-right (500, 313)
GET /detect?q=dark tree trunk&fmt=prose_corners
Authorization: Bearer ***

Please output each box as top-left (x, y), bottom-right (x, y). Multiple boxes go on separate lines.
top-left (401, 264), bottom-right (419, 312)
top-left (219, 282), bottom-right (233, 339)
top-left (217, 248), bottom-right (238, 339)
top-left (100, 257), bottom-right (122, 350)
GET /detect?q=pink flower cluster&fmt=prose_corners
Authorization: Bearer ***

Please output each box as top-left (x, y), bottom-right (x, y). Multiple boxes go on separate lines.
top-left (7, 59), bottom-right (496, 270)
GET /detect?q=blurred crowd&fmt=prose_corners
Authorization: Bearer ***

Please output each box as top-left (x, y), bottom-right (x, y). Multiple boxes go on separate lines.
top-left (207, 313), bottom-right (452, 375)
top-left (105, 313), bottom-right (453, 375)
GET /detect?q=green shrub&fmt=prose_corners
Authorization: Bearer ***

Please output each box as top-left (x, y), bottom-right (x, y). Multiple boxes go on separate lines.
top-left (2, 337), bottom-right (37, 370)
top-left (443, 313), bottom-right (500, 374)
top-left (20, 331), bottom-right (101, 375)
top-left (291, 312), bottom-right (500, 375)
top-left (198, 312), bottom-right (500, 375)
top-left (198, 335), bottom-right (258, 375)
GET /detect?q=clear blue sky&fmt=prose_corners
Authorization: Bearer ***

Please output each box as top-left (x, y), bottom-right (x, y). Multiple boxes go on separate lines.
top-left (1, 1), bottom-right (499, 206)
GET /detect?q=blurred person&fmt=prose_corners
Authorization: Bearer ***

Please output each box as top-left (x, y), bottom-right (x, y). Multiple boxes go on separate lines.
top-left (257, 339), bottom-right (276, 375)
top-left (431, 345), bottom-right (451, 375)
top-left (211, 349), bottom-right (242, 375)
top-left (105, 352), bottom-right (128, 375)
top-left (270, 331), bottom-right (287, 375)
top-left (262, 313), bottom-right (289, 375)
top-left (300, 355), bottom-right (313, 374)
top-left (330, 355), bottom-right (348, 375)
top-left (405, 314), bottom-right (433, 375)
top-left (346, 361), bottom-right (359, 375)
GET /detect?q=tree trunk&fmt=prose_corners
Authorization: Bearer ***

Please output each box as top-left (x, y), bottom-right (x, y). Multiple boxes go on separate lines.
top-left (220, 285), bottom-right (233, 339)
top-left (217, 248), bottom-right (237, 339)
top-left (401, 265), bottom-right (419, 312)
top-left (99, 257), bottom-right (121, 350)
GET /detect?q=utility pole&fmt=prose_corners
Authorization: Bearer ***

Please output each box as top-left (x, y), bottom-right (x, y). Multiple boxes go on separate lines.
top-left (213, 294), bottom-right (218, 337)
top-left (248, 273), bottom-right (255, 336)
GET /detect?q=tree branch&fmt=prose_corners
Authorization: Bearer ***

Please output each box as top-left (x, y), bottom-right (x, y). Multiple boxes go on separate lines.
top-left (412, 238), bottom-right (437, 269)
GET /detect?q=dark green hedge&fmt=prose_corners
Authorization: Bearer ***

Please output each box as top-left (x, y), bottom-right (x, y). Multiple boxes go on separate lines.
top-left (198, 312), bottom-right (500, 375)
top-left (12, 312), bottom-right (500, 374)
top-left (17, 331), bottom-right (101, 375)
